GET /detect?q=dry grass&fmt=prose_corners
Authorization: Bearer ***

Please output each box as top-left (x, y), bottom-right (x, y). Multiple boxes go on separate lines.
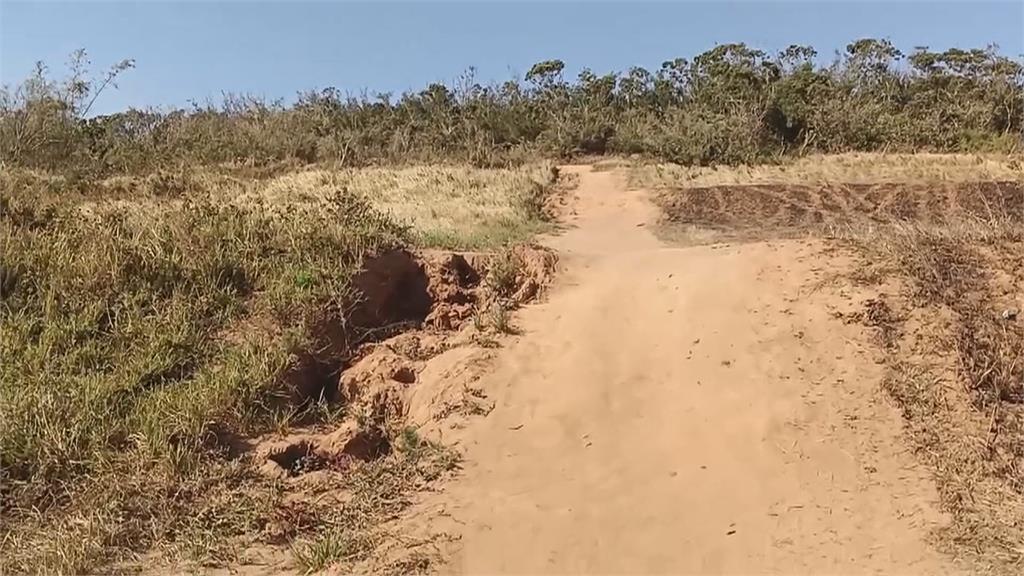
top-left (239, 163), bottom-right (558, 249)
top-left (7, 162), bottom-right (559, 251)
top-left (852, 223), bottom-right (1023, 572)
top-left (630, 153), bottom-right (1024, 189)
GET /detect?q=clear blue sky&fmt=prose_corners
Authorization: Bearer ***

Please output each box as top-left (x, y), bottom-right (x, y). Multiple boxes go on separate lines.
top-left (2, 1), bottom-right (1022, 115)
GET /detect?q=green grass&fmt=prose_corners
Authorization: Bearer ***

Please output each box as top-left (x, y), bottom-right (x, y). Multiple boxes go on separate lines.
top-left (293, 529), bottom-right (361, 574)
top-left (0, 184), bottom-right (402, 572)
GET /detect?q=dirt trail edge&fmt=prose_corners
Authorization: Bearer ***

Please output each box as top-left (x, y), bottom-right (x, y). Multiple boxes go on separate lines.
top-left (420, 166), bottom-right (961, 574)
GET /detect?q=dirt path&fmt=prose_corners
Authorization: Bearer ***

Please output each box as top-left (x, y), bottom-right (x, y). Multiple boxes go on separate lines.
top-left (421, 166), bottom-right (961, 574)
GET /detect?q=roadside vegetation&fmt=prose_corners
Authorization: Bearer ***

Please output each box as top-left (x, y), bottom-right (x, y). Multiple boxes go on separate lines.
top-left (0, 161), bottom-right (557, 573)
top-left (2, 40), bottom-right (1021, 175)
top-left (860, 220), bottom-right (1023, 571)
top-left (1, 39), bottom-right (1022, 573)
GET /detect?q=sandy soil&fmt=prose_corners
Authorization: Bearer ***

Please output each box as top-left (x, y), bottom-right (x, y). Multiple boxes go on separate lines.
top-left (415, 166), bottom-right (962, 574)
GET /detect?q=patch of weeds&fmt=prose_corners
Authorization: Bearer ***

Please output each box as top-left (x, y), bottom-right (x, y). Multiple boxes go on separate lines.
top-left (472, 307), bottom-right (487, 332)
top-left (293, 530), bottom-right (367, 575)
top-left (394, 426), bottom-right (461, 477)
top-left (397, 425), bottom-right (425, 454)
top-left (489, 302), bottom-right (518, 335)
top-left (294, 269), bottom-right (316, 289)
top-left (484, 249), bottom-right (521, 299)
top-left (470, 302), bottom-right (519, 335)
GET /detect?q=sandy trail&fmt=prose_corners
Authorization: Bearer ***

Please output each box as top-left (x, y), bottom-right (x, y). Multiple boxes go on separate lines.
top-left (424, 166), bottom-right (959, 574)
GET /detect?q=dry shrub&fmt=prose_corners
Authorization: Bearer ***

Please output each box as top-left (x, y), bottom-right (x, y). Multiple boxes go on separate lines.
top-left (4, 42), bottom-right (1022, 175)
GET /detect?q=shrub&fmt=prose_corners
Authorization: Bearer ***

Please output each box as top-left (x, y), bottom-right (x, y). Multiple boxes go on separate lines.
top-left (2, 42), bottom-right (1021, 175)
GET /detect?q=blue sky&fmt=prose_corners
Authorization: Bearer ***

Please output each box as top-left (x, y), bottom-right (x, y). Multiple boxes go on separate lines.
top-left (2, 1), bottom-right (1022, 115)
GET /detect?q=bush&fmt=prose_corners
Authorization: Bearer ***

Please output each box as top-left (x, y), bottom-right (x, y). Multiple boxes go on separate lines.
top-left (2, 41), bottom-right (1021, 175)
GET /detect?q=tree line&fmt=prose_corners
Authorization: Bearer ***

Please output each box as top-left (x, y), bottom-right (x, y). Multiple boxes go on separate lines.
top-left (1, 39), bottom-right (1022, 175)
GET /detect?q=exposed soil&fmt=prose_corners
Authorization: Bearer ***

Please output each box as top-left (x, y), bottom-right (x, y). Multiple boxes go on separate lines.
top-left (657, 180), bottom-right (1024, 241)
top-left (170, 241), bottom-right (558, 575)
top-left (273, 245), bottom-right (555, 410)
top-left (249, 245), bottom-right (557, 486)
top-left (404, 166), bottom-right (970, 574)
top-left (192, 165), bottom-right (1021, 575)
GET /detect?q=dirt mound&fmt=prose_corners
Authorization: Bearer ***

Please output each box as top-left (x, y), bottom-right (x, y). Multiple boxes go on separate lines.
top-left (254, 244), bottom-right (556, 482)
top-left (256, 421), bottom-right (393, 480)
top-left (658, 180), bottom-right (1024, 238)
top-left (353, 246), bottom-right (556, 333)
top-left (276, 246), bottom-right (554, 412)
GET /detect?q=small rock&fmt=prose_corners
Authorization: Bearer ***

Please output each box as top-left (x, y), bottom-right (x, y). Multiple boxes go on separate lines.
top-left (1001, 307), bottom-right (1019, 321)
